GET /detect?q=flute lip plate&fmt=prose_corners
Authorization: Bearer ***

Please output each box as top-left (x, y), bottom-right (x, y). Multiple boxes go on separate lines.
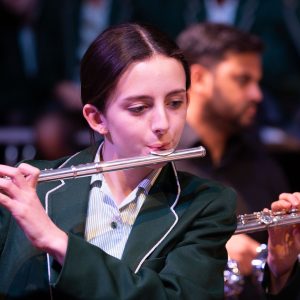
top-left (150, 148), bottom-right (175, 156)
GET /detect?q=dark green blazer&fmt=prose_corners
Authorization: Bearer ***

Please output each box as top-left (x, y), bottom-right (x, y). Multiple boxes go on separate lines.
top-left (0, 144), bottom-right (236, 299)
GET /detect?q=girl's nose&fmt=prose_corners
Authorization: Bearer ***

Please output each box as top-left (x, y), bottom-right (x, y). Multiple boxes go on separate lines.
top-left (151, 106), bottom-right (169, 135)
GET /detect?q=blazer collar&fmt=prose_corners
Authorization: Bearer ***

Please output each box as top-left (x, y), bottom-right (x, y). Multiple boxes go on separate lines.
top-left (41, 143), bottom-right (100, 236)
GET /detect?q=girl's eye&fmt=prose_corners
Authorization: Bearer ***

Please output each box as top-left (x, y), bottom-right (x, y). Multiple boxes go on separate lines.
top-left (168, 100), bottom-right (184, 109)
top-left (128, 105), bottom-right (147, 114)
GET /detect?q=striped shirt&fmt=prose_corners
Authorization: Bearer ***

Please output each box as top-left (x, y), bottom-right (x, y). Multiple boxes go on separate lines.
top-left (84, 146), bottom-right (161, 259)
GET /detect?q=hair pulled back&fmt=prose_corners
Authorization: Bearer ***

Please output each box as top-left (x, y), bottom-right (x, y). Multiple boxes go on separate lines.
top-left (80, 23), bottom-right (190, 112)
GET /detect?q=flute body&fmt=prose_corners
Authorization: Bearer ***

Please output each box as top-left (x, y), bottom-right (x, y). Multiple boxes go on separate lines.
top-left (38, 146), bottom-right (206, 182)
top-left (37, 145), bottom-right (300, 235)
top-left (235, 209), bottom-right (300, 234)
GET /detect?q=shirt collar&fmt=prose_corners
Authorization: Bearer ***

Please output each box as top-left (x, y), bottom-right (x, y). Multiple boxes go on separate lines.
top-left (90, 142), bottom-right (162, 209)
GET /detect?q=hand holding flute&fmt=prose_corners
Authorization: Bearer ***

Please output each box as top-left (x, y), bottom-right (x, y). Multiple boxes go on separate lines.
top-left (0, 163), bottom-right (68, 265)
top-left (266, 192), bottom-right (300, 295)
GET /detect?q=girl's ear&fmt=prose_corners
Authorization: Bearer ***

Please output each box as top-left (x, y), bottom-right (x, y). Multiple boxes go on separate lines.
top-left (82, 104), bottom-right (108, 135)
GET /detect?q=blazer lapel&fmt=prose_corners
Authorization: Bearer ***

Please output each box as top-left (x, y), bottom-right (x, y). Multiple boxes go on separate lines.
top-left (47, 176), bottom-right (91, 237)
top-left (43, 143), bottom-right (100, 237)
top-left (122, 164), bottom-right (179, 271)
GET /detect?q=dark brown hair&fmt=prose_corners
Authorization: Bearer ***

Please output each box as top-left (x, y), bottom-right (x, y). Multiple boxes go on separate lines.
top-left (80, 23), bottom-right (190, 112)
top-left (177, 22), bottom-right (263, 68)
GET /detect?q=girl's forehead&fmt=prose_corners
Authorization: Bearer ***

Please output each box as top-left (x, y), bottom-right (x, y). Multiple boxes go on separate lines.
top-left (121, 55), bottom-right (184, 82)
top-left (111, 56), bottom-right (186, 98)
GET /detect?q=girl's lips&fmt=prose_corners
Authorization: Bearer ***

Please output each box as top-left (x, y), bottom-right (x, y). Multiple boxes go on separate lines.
top-left (148, 143), bottom-right (172, 151)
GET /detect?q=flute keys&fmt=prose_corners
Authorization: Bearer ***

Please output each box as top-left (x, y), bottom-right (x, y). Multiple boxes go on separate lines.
top-left (259, 212), bottom-right (274, 225)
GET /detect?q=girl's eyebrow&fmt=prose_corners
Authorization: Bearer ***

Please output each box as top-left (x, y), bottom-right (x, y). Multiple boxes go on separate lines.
top-left (122, 95), bottom-right (151, 103)
top-left (122, 89), bottom-right (187, 103)
top-left (166, 89), bottom-right (187, 97)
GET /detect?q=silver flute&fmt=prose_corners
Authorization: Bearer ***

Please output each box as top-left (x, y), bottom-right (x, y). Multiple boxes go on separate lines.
top-left (227, 209), bottom-right (300, 298)
top-left (38, 146), bottom-right (300, 234)
top-left (235, 208), bottom-right (300, 234)
top-left (38, 146), bottom-right (206, 182)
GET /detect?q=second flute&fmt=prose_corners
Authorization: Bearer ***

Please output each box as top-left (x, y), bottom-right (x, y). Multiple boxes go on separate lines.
top-left (235, 209), bottom-right (300, 234)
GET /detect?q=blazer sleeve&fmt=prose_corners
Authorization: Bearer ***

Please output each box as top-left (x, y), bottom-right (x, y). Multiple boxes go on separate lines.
top-left (53, 186), bottom-right (237, 300)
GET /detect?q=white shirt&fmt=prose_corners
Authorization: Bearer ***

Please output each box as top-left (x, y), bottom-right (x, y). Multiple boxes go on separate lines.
top-left (85, 145), bottom-right (161, 259)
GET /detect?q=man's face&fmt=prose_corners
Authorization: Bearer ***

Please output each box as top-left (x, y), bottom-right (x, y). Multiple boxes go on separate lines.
top-left (204, 52), bottom-right (262, 131)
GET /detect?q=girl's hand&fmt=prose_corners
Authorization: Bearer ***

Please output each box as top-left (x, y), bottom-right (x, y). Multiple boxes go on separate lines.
top-left (0, 163), bottom-right (67, 265)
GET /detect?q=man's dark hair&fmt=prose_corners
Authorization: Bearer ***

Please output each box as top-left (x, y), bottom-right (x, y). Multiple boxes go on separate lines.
top-left (176, 22), bottom-right (263, 68)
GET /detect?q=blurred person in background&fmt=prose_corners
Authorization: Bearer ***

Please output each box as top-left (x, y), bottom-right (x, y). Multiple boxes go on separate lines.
top-left (52, 0), bottom-right (133, 112)
top-left (33, 107), bottom-right (80, 160)
top-left (0, 0), bottom-right (64, 126)
top-left (176, 22), bottom-right (291, 300)
top-left (131, 0), bottom-right (300, 134)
